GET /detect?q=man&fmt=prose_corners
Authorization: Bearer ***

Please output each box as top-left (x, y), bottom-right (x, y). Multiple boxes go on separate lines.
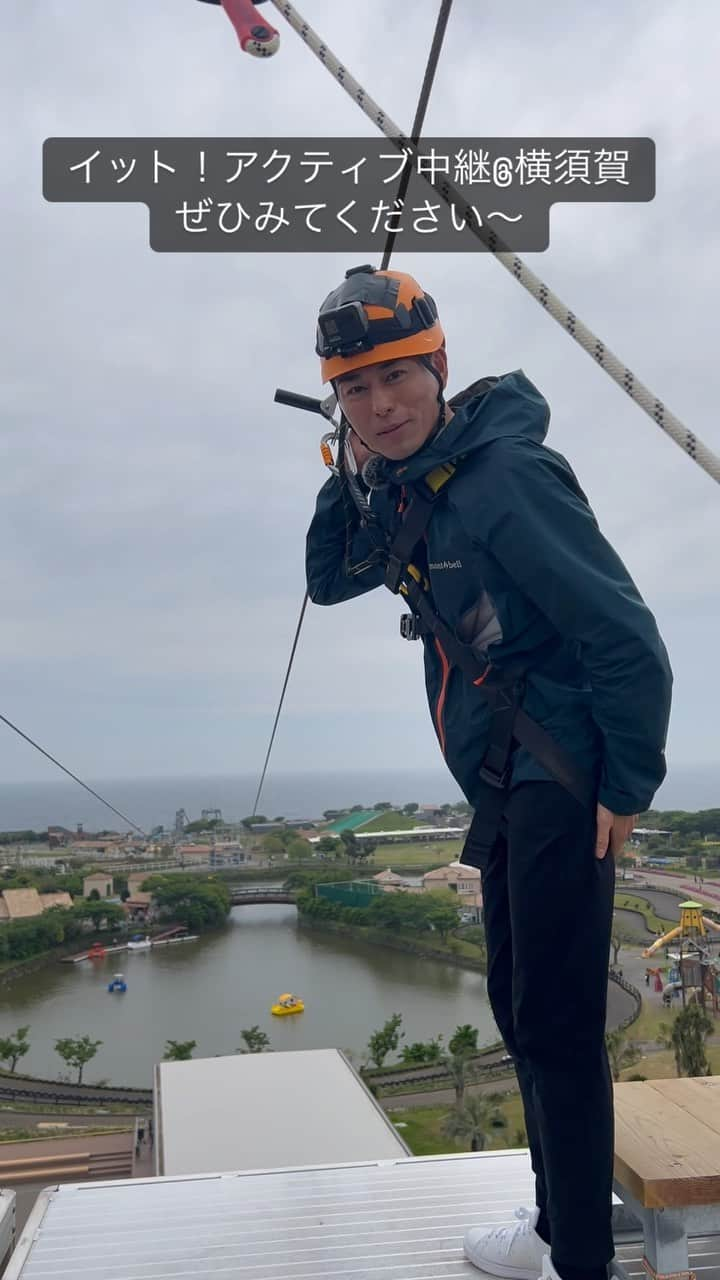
top-left (305, 265), bottom-right (672, 1280)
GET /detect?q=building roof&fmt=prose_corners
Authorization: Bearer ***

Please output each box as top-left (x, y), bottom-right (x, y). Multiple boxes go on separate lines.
top-left (423, 864), bottom-right (481, 882)
top-left (39, 892), bottom-right (73, 910)
top-left (83, 872), bottom-right (113, 883)
top-left (355, 826), bottom-right (466, 840)
top-left (1, 888), bottom-right (44, 919)
top-left (373, 869), bottom-right (409, 884)
top-left (125, 892), bottom-right (152, 907)
top-left (155, 1049), bottom-right (408, 1178)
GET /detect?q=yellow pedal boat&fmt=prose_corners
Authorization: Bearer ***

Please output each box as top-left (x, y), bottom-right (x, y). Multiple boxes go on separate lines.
top-left (271, 992), bottom-right (304, 1016)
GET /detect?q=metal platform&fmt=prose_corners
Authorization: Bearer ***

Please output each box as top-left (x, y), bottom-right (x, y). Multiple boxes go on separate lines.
top-left (5, 1149), bottom-right (720, 1279)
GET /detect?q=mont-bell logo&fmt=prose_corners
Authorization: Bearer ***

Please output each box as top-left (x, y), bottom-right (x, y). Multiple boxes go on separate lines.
top-left (429, 559), bottom-right (463, 571)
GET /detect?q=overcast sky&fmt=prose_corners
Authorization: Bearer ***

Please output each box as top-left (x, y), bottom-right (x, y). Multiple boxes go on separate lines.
top-left (1, 0), bottom-right (719, 794)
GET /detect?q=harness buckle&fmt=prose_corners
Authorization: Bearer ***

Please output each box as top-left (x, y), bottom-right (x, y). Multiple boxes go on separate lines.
top-left (400, 613), bottom-right (424, 641)
top-left (478, 761), bottom-right (512, 790)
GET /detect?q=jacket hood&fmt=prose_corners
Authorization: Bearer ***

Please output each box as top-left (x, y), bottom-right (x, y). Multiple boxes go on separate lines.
top-left (387, 369), bottom-right (551, 485)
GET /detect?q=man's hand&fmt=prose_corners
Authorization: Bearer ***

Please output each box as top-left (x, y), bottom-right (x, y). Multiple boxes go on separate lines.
top-left (595, 803), bottom-right (637, 859)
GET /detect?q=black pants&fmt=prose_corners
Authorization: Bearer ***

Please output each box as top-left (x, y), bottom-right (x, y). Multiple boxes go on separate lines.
top-left (467, 781), bottom-right (615, 1269)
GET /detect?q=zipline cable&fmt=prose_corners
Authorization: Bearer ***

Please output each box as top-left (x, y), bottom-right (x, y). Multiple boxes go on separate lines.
top-left (0, 712), bottom-right (147, 837)
top-left (250, 0), bottom-right (454, 816)
top-left (251, 591), bottom-right (309, 816)
top-left (267, 0), bottom-right (720, 487)
top-left (380, 0), bottom-right (453, 271)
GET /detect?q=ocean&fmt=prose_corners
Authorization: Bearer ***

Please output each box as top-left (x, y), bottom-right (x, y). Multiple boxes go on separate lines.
top-left (0, 764), bottom-right (716, 834)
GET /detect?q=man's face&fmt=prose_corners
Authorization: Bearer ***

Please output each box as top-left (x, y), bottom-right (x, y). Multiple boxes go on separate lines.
top-left (336, 350), bottom-right (449, 461)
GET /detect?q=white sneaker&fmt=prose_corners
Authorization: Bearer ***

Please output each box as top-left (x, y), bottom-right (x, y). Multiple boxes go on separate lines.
top-left (463, 1206), bottom-right (550, 1278)
top-left (541, 1257), bottom-right (562, 1280)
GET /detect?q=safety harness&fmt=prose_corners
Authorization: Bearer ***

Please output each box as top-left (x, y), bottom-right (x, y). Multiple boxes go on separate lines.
top-left (381, 461), bottom-right (595, 868)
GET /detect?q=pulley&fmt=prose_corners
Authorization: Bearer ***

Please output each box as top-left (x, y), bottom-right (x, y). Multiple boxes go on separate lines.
top-left (195, 0), bottom-right (280, 58)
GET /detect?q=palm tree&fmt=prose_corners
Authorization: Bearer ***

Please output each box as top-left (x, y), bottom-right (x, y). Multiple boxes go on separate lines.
top-left (446, 1051), bottom-right (472, 1107)
top-left (605, 1029), bottom-right (642, 1081)
top-left (442, 1093), bottom-right (507, 1152)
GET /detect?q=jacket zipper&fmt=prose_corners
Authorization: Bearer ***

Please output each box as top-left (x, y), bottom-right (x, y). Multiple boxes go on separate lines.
top-left (434, 637), bottom-right (451, 757)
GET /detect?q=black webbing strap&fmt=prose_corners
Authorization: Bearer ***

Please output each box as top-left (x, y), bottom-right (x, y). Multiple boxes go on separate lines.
top-left (384, 491), bottom-right (435, 593)
top-left (401, 573), bottom-right (593, 810)
top-left (383, 481), bottom-right (595, 838)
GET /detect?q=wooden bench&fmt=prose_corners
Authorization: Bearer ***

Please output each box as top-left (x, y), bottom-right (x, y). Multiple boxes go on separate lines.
top-left (613, 1078), bottom-right (720, 1279)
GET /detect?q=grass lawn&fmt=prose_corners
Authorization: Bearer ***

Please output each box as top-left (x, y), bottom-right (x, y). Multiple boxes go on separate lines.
top-left (367, 841), bottom-right (463, 867)
top-left (387, 1093), bottom-right (527, 1157)
top-left (0, 1124), bottom-right (131, 1144)
top-left (0, 1101), bottom-right (147, 1116)
top-left (619, 1043), bottom-right (720, 1080)
top-left (358, 813), bottom-right (426, 834)
top-left (613, 893), bottom-right (676, 935)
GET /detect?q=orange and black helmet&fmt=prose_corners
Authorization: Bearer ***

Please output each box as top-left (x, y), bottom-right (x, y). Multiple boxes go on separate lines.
top-left (316, 264), bottom-right (445, 384)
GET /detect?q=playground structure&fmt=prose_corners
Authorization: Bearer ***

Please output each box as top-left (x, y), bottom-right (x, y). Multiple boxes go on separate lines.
top-left (642, 901), bottom-right (720, 957)
top-left (643, 901), bottom-right (720, 1013)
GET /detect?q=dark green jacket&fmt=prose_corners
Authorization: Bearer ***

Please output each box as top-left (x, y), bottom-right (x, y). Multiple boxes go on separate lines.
top-left (306, 370), bottom-right (672, 815)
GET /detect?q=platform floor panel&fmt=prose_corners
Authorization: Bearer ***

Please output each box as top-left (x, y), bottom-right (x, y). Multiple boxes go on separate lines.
top-left (7, 1150), bottom-right (720, 1279)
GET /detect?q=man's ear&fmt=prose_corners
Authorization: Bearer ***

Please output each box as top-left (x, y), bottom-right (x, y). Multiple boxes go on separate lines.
top-left (428, 346), bottom-right (449, 389)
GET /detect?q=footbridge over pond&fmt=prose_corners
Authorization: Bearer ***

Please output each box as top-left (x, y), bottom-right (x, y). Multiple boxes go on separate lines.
top-left (229, 887), bottom-right (297, 906)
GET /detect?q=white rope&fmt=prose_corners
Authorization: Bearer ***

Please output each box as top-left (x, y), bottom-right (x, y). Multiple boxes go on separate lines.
top-left (268, 0), bottom-right (720, 486)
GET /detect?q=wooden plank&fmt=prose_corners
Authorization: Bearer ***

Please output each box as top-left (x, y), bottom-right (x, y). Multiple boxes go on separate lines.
top-left (646, 1078), bottom-right (720, 1140)
top-left (614, 1082), bottom-right (720, 1208)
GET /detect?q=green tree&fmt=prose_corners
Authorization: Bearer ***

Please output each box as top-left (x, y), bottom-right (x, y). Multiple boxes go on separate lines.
top-left (400, 1036), bottom-right (444, 1065)
top-left (448, 1024), bottom-right (479, 1057)
top-left (657, 1004), bottom-right (714, 1077)
top-left (402, 803), bottom-right (419, 815)
top-left (181, 819), bottom-right (219, 839)
top-left (340, 831), bottom-right (371, 863)
top-left (444, 1032), bottom-right (481, 1108)
top-left (0, 1025), bottom-right (30, 1073)
top-left (71, 900), bottom-right (125, 932)
top-left (163, 1039), bottom-right (197, 1061)
top-left (54, 1034), bottom-right (103, 1084)
top-left (605, 1029), bottom-right (642, 1081)
top-left (425, 890), bottom-right (462, 942)
top-left (442, 1093), bottom-right (506, 1152)
top-left (286, 837), bottom-right (313, 862)
top-left (238, 1026), bottom-right (271, 1054)
top-left (316, 836), bottom-right (340, 857)
top-left (367, 1014), bottom-right (404, 1068)
top-left (146, 875), bottom-right (230, 931)
top-left (373, 802), bottom-right (393, 812)
top-left (262, 835), bottom-right (285, 858)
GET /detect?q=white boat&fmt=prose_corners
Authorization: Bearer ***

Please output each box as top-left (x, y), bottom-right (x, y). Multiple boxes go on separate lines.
top-left (127, 935), bottom-right (152, 951)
